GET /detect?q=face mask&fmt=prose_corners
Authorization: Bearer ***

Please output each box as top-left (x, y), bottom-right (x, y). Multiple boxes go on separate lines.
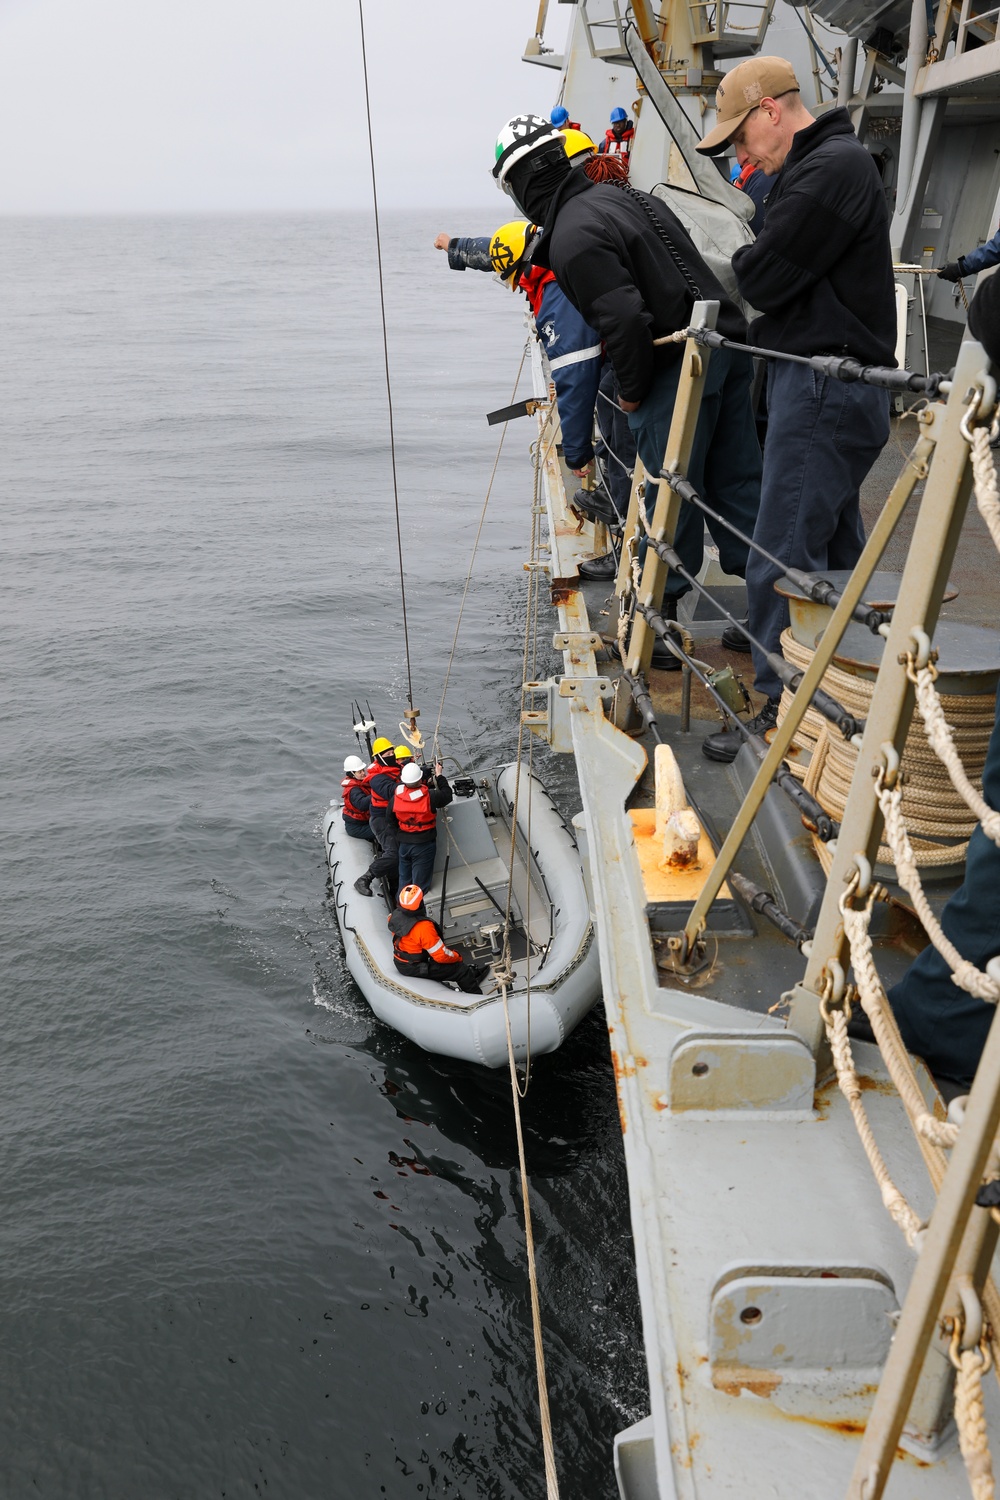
top-left (500, 176), bottom-right (528, 217)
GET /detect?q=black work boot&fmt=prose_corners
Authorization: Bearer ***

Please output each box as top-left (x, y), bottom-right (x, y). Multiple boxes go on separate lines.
top-left (702, 697), bottom-right (780, 764)
top-left (650, 596), bottom-right (681, 672)
top-left (353, 874), bottom-right (374, 896)
top-left (720, 621), bottom-right (752, 653)
top-left (572, 485), bottom-right (622, 532)
top-left (578, 552), bottom-right (617, 581)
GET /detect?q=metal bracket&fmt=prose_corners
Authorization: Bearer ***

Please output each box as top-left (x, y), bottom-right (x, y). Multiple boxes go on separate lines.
top-left (521, 676), bottom-right (613, 753)
top-left (664, 1030), bottom-right (815, 1113)
top-left (552, 631), bottom-right (604, 653)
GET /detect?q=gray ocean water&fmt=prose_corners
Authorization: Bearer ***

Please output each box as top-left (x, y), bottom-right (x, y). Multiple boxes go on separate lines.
top-left (1, 212), bottom-right (646, 1499)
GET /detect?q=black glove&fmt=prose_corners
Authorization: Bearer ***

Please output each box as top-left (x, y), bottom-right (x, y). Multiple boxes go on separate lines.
top-left (937, 261), bottom-right (964, 282)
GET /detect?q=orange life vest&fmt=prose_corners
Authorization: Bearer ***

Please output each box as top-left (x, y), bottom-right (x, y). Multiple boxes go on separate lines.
top-left (388, 909), bottom-right (460, 968)
top-left (600, 125), bottom-right (634, 156)
top-left (393, 781), bottom-right (436, 835)
top-left (341, 775), bottom-right (369, 824)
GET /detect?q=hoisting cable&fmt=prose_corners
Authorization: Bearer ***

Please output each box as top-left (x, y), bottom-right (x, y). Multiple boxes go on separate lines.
top-left (432, 340), bottom-right (531, 759)
top-left (357, 0), bottom-right (416, 723)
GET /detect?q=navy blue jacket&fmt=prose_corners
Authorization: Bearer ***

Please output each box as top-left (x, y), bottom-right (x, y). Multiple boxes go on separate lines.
top-left (445, 235), bottom-right (602, 469)
top-left (960, 226), bottom-right (1000, 277)
top-left (731, 109), bottom-right (896, 366)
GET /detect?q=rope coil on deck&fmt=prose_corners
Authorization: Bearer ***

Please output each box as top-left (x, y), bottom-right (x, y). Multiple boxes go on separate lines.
top-left (776, 629), bottom-right (992, 870)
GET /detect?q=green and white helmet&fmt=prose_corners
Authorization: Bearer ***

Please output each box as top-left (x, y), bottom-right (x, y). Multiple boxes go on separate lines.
top-left (492, 114), bottom-right (564, 187)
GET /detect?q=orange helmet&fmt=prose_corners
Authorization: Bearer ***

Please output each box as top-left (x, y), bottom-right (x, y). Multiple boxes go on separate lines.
top-left (398, 885), bottom-right (424, 911)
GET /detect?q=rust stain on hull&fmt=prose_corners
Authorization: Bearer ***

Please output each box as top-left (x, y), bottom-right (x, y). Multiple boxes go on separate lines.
top-left (712, 1367), bottom-right (782, 1399)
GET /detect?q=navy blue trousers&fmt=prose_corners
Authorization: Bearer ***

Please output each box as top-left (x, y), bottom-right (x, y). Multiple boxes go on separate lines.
top-left (889, 692), bottom-right (1000, 1089)
top-left (595, 362), bottom-right (641, 518)
top-left (747, 362), bottom-right (889, 699)
top-left (398, 839), bottom-right (436, 894)
top-left (344, 817), bottom-right (375, 842)
top-left (627, 347), bottom-right (761, 600)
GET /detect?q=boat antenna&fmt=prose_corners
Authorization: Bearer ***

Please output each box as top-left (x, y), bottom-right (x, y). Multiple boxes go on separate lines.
top-left (357, 0), bottom-right (418, 738)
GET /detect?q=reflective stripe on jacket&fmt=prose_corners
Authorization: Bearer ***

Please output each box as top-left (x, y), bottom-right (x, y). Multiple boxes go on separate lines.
top-left (388, 909), bottom-right (460, 967)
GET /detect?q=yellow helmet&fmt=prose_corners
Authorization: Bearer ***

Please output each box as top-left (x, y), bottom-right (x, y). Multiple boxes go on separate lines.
top-left (394, 744), bottom-right (414, 760)
top-left (489, 220), bottom-right (532, 290)
top-left (371, 736), bottom-right (393, 755)
top-left (561, 128), bottom-right (596, 162)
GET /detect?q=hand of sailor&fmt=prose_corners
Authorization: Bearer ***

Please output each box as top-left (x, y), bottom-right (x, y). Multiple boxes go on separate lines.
top-left (937, 261), bottom-right (963, 282)
top-left (571, 461), bottom-right (593, 478)
top-left (433, 233), bottom-right (450, 250)
top-left (619, 396), bottom-right (640, 413)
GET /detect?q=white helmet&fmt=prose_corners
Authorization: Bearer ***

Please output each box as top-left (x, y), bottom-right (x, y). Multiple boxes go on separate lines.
top-left (344, 754), bottom-right (365, 774)
top-left (401, 763), bottom-right (423, 786)
top-left (492, 114), bottom-right (564, 189)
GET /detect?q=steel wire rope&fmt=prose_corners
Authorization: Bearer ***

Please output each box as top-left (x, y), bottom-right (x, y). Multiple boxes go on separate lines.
top-left (357, 0), bottom-right (415, 713)
top-left (654, 467), bottom-right (892, 623)
top-left (432, 340), bottom-right (530, 759)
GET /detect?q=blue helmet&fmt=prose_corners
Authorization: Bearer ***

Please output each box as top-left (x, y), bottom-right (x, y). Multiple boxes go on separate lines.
top-left (550, 106), bottom-right (569, 127)
top-left (729, 160), bottom-right (742, 182)
top-left (610, 106), bottom-right (628, 123)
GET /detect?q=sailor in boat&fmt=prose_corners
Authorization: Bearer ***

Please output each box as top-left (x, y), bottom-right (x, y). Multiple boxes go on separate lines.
top-left (695, 55), bottom-right (896, 763)
top-left (341, 754), bottom-right (375, 842)
top-left (388, 884), bottom-right (488, 995)
top-left (495, 114), bottom-right (761, 652)
top-left (597, 106), bottom-right (634, 161)
top-left (354, 742), bottom-right (414, 901)
top-left (393, 759), bottom-right (452, 894)
top-left (364, 738), bottom-right (404, 846)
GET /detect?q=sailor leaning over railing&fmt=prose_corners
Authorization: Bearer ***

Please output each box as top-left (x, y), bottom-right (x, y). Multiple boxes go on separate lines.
top-left (490, 112), bottom-right (763, 674)
top-left (433, 128), bottom-right (634, 585)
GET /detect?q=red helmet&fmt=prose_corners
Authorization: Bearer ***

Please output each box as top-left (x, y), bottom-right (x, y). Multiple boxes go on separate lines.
top-left (398, 885), bottom-right (424, 911)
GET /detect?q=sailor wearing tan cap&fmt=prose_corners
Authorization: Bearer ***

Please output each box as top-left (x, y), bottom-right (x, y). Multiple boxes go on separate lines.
top-left (697, 57), bottom-right (896, 764)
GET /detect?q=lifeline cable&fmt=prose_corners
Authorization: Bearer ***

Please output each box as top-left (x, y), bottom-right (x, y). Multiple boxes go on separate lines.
top-left (655, 324), bottom-right (952, 396)
top-left (357, 0), bottom-right (415, 713)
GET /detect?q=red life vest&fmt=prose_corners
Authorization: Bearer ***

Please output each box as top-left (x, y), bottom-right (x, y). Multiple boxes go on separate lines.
top-left (393, 781), bottom-right (436, 835)
top-left (367, 764), bottom-right (400, 810)
top-left (341, 775), bottom-right (369, 824)
top-left (601, 125), bottom-right (634, 156)
top-left (735, 162), bottom-right (758, 192)
top-left (517, 264), bottom-right (557, 320)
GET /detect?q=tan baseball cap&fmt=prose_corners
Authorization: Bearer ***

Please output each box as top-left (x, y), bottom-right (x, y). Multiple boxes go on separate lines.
top-left (696, 55), bottom-right (800, 156)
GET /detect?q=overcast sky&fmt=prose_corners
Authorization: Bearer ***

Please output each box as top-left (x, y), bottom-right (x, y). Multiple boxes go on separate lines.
top-left (0, 0), bottom-right (575, 213)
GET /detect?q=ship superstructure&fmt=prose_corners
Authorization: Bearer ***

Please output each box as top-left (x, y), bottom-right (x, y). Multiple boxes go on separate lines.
top-left (516, 3), bottom-right (1000, 1495)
